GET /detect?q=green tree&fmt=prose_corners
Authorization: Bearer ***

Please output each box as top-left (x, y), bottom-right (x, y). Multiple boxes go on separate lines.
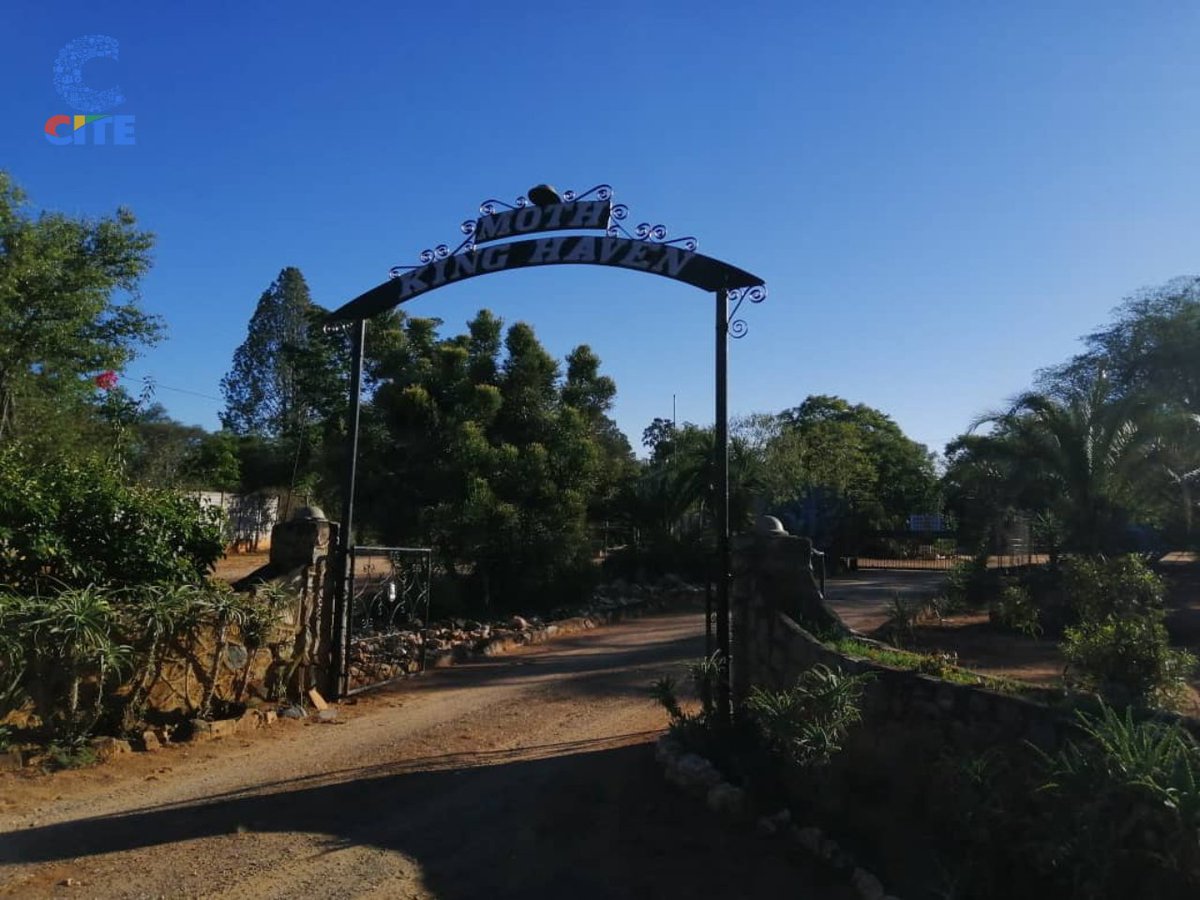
top-left (220, 267), bottom-right (316, 439)
top-left (358, 311), bottom-right (626, 610)
top-left (957, 376), bottom-right (1154, 554)
top-left (0, 171), bottom-right (160, 444)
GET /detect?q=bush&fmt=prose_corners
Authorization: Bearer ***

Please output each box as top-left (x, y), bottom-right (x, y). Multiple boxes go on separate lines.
top-left (945, 553), bottom-right (1001, 607)
top-left (1062, 554), bottom-right (1164, 621)
top-left (1033, 703), bottom-right (1200, 898)
top-left (989, 584), bottom-right (1042, 637)
top-left (0, 448), bottom-right (225, 591)
top-left (1062, 613), bottom-right (1195, 708)
top-left (650, 652), bottom-right (723, 756)
top-left (3, 581), bottom-right (281, 740)
top-left (939, 705), bottom-right (1200, 898)
top-left (744, 664), bottom-right (870, 768)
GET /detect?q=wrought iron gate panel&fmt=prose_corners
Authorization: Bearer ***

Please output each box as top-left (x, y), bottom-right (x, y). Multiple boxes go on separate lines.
top-left (343, 545), bottom-right (432, 694)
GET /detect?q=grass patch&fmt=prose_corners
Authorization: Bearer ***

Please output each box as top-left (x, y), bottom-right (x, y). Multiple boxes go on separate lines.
top-left (825, 637), bottom-right (1044, 697)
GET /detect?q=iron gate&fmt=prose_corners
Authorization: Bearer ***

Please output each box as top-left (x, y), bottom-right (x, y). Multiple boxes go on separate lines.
top-left (342, 545), bottom-right (432, 694)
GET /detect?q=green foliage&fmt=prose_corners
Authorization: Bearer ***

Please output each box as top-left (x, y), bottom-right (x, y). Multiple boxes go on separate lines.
top-left (0, 447), bottom-right (225, 592)
top-left (1062, 614), bottom-right (1195, 709)
top-left (989, 583), bottom-right (1042, 637)
top-left (356, 311), bottom-right (631, 611)
top-left (883, 592), bottom-right (923, 647)
top-left (1055, 554), bottom-right (1191, 708)
top-left (1031, 703), bottom-right (1200, 897)
top-left (4, 581), bottom-right (285, 739)
top-left (45, 738), bottom-right (99, 771)
top-left (650, 652), bottom-right (724, 752)
top-left (1061, 553), bottom-right (1165, 620)
top-left (19, 585), bottom-right (132, 739)
top-left (944, 553), bottom-right (1000, 608)
top-left (0, 171), bottom-right (161, 445)
top-left (825, 636), bottom-right (1039, 694)
top-left (744, 664), bottom-right (869, 768)
top-left (221, 267), bottom-right (319, 439)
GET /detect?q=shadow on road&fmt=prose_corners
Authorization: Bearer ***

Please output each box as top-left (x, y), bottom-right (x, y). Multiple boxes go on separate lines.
top-left (2, 737), bottom-right (847, 899)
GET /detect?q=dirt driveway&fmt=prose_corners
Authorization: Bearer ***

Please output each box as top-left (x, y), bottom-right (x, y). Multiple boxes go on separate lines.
top-left (0, 612), bottom-right (851, 900)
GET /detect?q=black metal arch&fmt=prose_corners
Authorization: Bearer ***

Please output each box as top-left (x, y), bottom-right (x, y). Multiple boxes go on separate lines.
top-left (326, 185), bottom-right (766, 721)
top-left (327, 235), bottom-right (763, 321)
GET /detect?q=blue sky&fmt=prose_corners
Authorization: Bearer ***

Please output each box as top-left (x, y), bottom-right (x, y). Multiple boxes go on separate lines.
top-left (3, 2), bottom-right (1199, 457)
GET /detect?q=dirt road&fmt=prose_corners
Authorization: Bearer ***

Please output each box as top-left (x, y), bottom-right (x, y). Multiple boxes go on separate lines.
top-left (0, 612), bottom-right (851, 899)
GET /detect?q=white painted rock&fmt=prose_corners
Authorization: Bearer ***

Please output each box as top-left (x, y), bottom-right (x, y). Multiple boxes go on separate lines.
top-left (674, 753), bottom-right (722, 789)
top-left (705, 782), bottom-right (748, 818)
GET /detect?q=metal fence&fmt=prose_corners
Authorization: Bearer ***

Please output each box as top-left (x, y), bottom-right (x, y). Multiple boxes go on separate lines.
top-left (848, 526), bottom-right (1043, 571)
top-left (343, 545), bottom-right (433, 695)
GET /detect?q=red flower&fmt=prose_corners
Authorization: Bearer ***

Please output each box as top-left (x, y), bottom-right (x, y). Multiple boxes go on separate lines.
top-left (94, 370), bottom-right (118, 390)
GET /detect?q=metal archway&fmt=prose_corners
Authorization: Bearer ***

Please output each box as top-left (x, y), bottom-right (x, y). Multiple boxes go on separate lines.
top-left (325, 184), bottom-right (766, 720)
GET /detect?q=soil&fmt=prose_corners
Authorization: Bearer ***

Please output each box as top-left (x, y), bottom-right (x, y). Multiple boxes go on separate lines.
top-left (826, 566), bottom-right (1200, 715)
top-left (0, 612), bottom-right (853, 900)
top-left (211, 552), bottom-right (271, 585)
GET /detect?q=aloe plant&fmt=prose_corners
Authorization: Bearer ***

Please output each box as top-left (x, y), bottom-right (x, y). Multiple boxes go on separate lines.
top-left (121, 583), bottom-right (204, 729)
top-left (198, 586), bottom-right (250, 718)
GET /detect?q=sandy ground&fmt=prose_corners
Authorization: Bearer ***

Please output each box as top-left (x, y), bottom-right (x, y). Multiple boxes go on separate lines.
top-left (0, 612), bottom-right (852, 900)
top-left (826, 567), bottom-right (1200, 710)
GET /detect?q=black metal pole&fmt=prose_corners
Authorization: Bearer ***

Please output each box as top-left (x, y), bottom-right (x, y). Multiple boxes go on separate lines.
top-left (714, 288), bottom-right (731, 725)
top-left (331, 318), bottom-right (366, 699)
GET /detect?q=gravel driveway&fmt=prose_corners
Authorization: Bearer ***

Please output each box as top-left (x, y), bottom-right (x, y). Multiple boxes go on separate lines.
top-left (0, 612), bottom-right (852, 900)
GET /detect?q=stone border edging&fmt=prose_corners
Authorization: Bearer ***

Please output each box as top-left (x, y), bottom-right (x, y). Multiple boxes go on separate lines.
top-left (654, 733), bottom-right (900, 900)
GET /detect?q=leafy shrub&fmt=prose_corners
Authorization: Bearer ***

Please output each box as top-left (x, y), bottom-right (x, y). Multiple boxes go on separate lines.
top-left (989, 583), bottom-right (1042, 637)
top-left (0, 447), bottom-right (225, 592)
top-left (945, 553), bottom-right (1001, 607)
top-left (650, 652), bottom-right (724, 754)
top-left (1062, 613), bottom-right (1195, 708)
top-left (883, 592), bottom-right (922, 647)
top-left (744, 664), bottom-right (869, 768)
top-left (1062, 554), bottom-right (1164, 621)
top-left (18, 586), bottom-right (132, 739)
top-left (4, 581), bottom-right (283, 740)
top-left (45, 737), bottom-right (99, 771)
top-left (1032, 703), bottom-right (1200, 898)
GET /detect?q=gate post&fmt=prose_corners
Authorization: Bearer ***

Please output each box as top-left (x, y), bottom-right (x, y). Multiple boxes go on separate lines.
top-left (331, 318), bottom-right (366, 699)
top-left (714, 288), bottom-right (731, 725)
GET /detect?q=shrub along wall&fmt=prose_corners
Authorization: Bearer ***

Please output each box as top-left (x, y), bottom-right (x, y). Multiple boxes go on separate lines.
top-left (731, 532), bottom-right (1200, 896)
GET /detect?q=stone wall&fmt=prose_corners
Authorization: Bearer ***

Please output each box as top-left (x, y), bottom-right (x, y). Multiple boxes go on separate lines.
top-left (146, 517), bottom-right (336, 716)
top-left (731, 531), bottom-right (1200, 891)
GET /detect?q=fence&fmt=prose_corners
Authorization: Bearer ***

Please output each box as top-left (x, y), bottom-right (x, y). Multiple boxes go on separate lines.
top-left (342, 546), bottom-right (433, 694)
top-left (846, 517), bottom-right (1041, 571)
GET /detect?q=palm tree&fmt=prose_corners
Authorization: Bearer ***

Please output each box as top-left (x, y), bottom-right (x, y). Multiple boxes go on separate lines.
top-left (974, 376), bottom-right (1155, 554)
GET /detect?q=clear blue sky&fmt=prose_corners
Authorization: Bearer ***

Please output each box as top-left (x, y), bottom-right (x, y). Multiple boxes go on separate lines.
top-left (4, 2), bottom-right (1199, 457)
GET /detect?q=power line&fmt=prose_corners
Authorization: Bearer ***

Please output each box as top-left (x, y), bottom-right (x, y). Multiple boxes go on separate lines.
top-left (152, 383), bottom-right (223, 403)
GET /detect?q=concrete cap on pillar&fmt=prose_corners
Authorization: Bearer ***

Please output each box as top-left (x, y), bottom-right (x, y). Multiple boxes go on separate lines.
top-left (755, 515), bottom-right (788, 536)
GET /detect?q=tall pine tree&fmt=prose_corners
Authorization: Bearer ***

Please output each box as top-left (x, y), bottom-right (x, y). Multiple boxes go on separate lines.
top-left (220, 267), bottom-right (315, 438)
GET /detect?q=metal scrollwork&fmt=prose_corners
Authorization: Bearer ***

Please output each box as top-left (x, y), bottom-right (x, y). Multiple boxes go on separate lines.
top-left (479, 195), bottom-right (529, 215)
top-left (561, 183), bottom-right (613, 203)
top-left (418, 244), bottom-right (452, 264)
top-left (634, 222), bottom-right (669, 241)
top-left (605, 205), bottom-right (698, 250)
top-left (727, 285), bottom-right (767, 340)
top-left (388, 183), bottom-right (706, 278)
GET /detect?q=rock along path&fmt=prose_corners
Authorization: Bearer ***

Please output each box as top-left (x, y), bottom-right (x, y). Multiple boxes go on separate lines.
top-left (0, 611), bottom-right (853, 900)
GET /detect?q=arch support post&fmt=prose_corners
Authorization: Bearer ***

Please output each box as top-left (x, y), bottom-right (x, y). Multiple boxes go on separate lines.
top-left (714, 288), bottom-right (731, 726)
top-left (331, 317), bottom-right (366, 700)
